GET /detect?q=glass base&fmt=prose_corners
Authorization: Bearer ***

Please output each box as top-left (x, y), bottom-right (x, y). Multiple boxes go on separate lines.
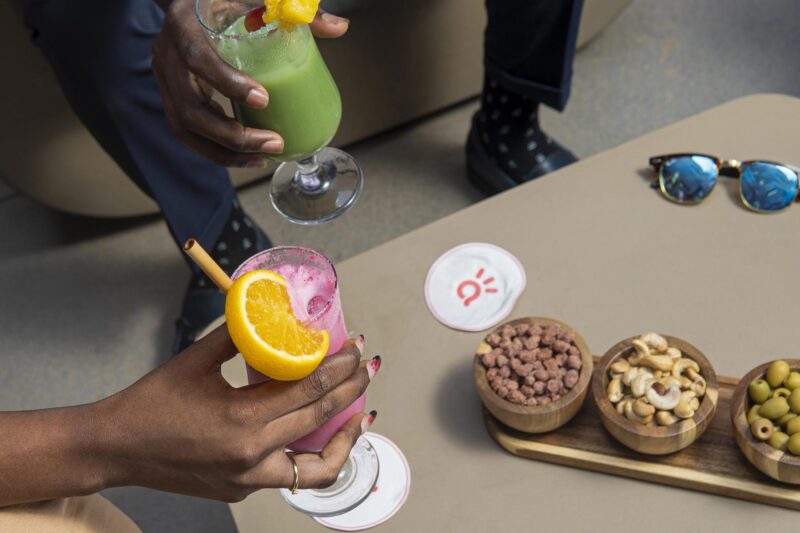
top-left (313, 433), bottom-right (411, 531)
top-left (280, 436), bottom-right (379, 517)
top-left (270, 147), bottom-right (363, 225)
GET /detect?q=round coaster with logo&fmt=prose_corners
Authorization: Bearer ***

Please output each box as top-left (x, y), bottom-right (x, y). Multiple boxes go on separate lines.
top-left (424, 243), bottom-right (526, 332)
top-left (313, 433), bottom-right (410, 531)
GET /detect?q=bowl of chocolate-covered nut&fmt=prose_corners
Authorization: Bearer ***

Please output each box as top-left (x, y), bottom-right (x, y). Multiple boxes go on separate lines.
top-left (473, 317), bottom-right (593, 433)
top-left (592, 333), bottom-right (718, 455)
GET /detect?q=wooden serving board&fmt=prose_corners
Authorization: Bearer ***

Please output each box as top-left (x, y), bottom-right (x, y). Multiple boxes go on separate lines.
top-left (483, 358), bottom-right (800, 511)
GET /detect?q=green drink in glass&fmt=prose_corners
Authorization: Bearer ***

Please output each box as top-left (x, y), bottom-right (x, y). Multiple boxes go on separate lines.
top-left (197, 0), bottom-right (362, 224)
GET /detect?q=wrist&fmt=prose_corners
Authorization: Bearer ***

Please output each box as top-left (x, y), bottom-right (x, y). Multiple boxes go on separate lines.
top-left (65, 399), bottom-right (126, 494)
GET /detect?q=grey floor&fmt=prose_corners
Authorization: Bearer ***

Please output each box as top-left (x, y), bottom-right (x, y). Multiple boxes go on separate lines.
top-left (2, 0), bottom-right (800, 531)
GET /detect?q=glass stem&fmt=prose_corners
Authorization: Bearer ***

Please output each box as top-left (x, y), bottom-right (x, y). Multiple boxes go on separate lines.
top-left (294, 154), bottom-right (327, 194)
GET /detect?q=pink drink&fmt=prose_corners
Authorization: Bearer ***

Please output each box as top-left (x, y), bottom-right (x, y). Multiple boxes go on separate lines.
top-left (232, 247), bottom-right (365, 452)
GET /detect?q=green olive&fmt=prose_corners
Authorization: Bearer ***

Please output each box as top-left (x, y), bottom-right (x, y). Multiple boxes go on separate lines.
top-left (777, 412), bottom-right (797, 428)
top-left (790, 388), bottom-right (800, 414)
top-left (772, 387), bottom-right (792, 399)
top-left (767, 360), bottom-right (791, 388)
top-left (747, 404), bottom-right (763, 424)
top-left (759, 397), bottom-right (790, 420)
top-left (784, 371), bottom-right (800, 391)
top-left (748, 379), bottom-right (771, 404)
top-left (786, 416), bottom-right (800, 436)
top-left (768, 431), bottom-right (790, 451)
top-left (788, 433), bottom-right (800, 455)
top-left (751, 418), bottom-right (774, 441)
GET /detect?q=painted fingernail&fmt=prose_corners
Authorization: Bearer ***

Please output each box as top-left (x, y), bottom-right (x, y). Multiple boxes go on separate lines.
top-left (246, 88), bottom-right (268, 108)
top-left (261, 139), bottom-right (284, 153)
top-left (361, 410), bottom-right (378, 434)
top-left (367, 355), bottom-right (381, 380)
top-left (355, 335), bottom-right (365, 355)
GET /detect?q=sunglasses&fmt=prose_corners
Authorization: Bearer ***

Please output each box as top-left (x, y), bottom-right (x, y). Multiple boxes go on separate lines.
top-left (649, 154), bottom-right (800, 213)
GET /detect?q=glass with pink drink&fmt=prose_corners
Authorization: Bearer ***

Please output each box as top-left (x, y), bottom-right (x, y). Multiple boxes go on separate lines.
top-left (231, 246), bottom-right (377, 515)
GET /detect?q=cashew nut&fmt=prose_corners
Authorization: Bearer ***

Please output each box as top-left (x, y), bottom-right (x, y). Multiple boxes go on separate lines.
top-left (674, 390), bottom-right (698, 418)
top-left (658, 375), bottom-right (682, 389)
top-left (666, 347), bottom-right (682, 360)
top-left (690, 397), bottom-right (700, 410)
top-left (627, 340), bottom-right (651, 365)
top-left (672, 357), bottom-right (700, 378)
top-left (607, 377), bottom-right (623, 403)
top-left (631, 372), bottom-right (654, 397)
top-left (624, 400), bottom-right (653, 424)
top-left (653, 370), bottom-right (663, 379)
top-left (655, 410), bottom-right (680, 426)
top-left (690, 375), bottom-right (707, 397)
top-left (623, 366), bottom-right (641, 387)
top-left (633, 398), bottom-right (656, 418)
top-left (637, 354), bottom-right (675, 373)
top-left (476, 341), bottom-right (492, 355)
top-left (639, 332), bottom-right (668, 353)
top-left (610, 359), bottom-right (631, 374)
top-left (685, 367), bottom-right (701, 381)
top-left (616, 397), bottom-right (630, 416)
top-left (646, 382), bottom-right (681, 410)
top-left (679, 375), bottom-right (693, 389)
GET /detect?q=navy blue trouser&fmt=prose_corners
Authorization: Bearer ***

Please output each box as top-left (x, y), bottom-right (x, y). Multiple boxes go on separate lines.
top-left (22, 0), bottom-right (581, 252)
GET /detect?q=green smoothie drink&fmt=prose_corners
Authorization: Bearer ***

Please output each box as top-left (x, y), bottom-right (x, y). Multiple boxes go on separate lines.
top-left (219, 19), bottom-right (341, 162)
top-left (198, 0), bottom-right (363, 225)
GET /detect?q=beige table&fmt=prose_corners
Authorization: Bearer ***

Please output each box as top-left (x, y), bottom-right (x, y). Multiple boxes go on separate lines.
top-left (227, 94), bottom-right (800, 532)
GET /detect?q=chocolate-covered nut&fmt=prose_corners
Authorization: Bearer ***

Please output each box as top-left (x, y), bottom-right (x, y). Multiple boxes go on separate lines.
top-left (564, 369), bottom-right (579, 389)
top-left (508, 390), bottom-right (526, 404)
top-left (557, 367), bottom-right (567, 378)
top-left (547, 379), bottom-right (562, 394)
top-left (496, 355), bottom-right (509, 367)
top-left (555, 353), bottom-right (567, 366)
top-left (519, 350), bottom-right (536, 364)
top-left (530, 325), bottom-right (543, 336)
top-left (490, 377), bottom-right (503, 389)
top-left (533, 381), bottom-right (546, 394)
top-left (515, 324), bottom-right (530, 336)
top-left (532, 360), bottom-right (544, 371)
top-left (517, 363), bottom-right (534, 377)
top-left (497, 386), bottom-right (509, 398)
top-left (487, 367), bottom-right (499, 380)
top-left (524, 397), bottom-right (538, 406)
top-left (567, 354), bottom-right (582, 370)
top-left (558, 330), bottom-right (575, 343)
top-left (524, 336), bottom-right (540, 350)
top-left (505, 379), bottom-right (519, 391)
top-left (510, 337), bottom-right (523, 352)
top-left (482, 352), bottom-right (498, 368)
top-left (538, 348), bottom-right (553, 360)
top-left (568, 346), bottom-right (580, 356)
top-left (541, 333), bottom-right (556, 346)
top-left (544, 359), bottom-right (559, 373)
top-left (533, 369), bottom-right (549, 381)
top-left (539, 396), bottom-right (552, 406)
top-left (510, 358), bottom-right (522, 370)
top-left (524, 375), bottom-right (537, 387)
top-left (520, 385), bottom-right (535, 397)
top-left (499, 366), bottom-right (511, 378)
top-left (553, 340), bottom-right (571, 354)
top-left (499, 338), bottom-right (512, 349)
top-left (501, 325), bottom-right (515, 338)
top-left (486, 333), bottom-right (502, 347)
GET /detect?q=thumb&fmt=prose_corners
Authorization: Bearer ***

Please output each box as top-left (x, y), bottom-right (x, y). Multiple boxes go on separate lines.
top-left (310, 9), bottom-right (350, 38)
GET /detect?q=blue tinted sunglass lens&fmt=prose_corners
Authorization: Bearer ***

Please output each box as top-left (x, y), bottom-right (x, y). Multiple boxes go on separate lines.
top-left (659, 156), bottom-right (718, 203)
top-left (740, 162), bottom-right (799, 212)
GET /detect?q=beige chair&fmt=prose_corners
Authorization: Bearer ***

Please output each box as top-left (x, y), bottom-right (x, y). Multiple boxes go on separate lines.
top-left (0, 0), bottom-right (629, 217)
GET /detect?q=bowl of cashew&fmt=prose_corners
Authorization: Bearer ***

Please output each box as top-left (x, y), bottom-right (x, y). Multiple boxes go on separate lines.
top-left (591, 333), bottom-right (719, 455)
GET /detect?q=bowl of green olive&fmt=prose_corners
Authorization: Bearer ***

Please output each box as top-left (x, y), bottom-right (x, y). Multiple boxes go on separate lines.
top-left (730, 359), bottom-right (800, 485)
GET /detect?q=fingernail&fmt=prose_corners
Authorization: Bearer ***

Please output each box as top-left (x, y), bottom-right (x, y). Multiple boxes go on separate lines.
top-left (261, 139), bottom-right (284, 153)
top-left (355, 335), bottom-right (365, 355)
top-left (367, 355), bottom-right (381, 380)
top-left (322, 12), bottom-right (349, 25)
top-left (361, 410), bottom-right (378, 434)
top-left (246, 88), bottom-right (268, 108)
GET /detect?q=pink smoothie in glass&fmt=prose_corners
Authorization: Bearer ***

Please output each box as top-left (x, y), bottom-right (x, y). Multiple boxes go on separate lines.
top-left (232, 247), bottom-right (365, 452)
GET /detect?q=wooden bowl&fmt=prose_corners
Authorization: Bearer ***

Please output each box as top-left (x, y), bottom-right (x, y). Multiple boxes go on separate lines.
top-left (473, 317), bottom-right (593, 433)
top-left (592, 335), bottom-right (719, 455)
top-left (730, 360), bottom-right (800, 484)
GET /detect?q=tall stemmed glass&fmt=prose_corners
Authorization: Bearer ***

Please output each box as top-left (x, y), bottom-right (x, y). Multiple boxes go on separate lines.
top-left (196, 0), bottom-right (363, 225)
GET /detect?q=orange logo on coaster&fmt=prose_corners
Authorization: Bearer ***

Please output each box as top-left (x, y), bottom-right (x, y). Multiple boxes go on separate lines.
top-left (456, 268), bottom-right (498, 307)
